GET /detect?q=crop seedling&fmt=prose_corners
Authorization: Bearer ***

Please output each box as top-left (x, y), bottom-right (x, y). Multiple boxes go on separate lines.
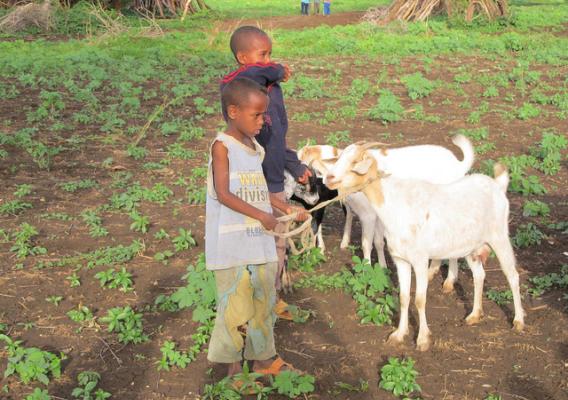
top-left (100, 306), bottom-right (148, 345)
top-left (528, 265), bottom-right (568, 297)
top-left (345, 256), bottom-right (398, 326)
top-left (154, 250), bottom-right (174, 264)
top-left (71, 371), bottom-right (111, 400)
top-left (94, 267), bottom-right (133, 292)
top-left (67, 305), bottom-right (97, 332)
top-left (522, 200), bottom-right (550, 218)
top-left (325, 130), bottom-right (351, 147)
top-left (25, 388), bottom-right (51, 400)
top-left (513, 223), bottom-right (545, 248)
top-left (67, 272), bottom-right (81, 287)
top-left (14, 184), bottom-right (33, 198)
top-left (288, 247), bottom-right (326, 273)
top-left (0, 200), bottom-right (33, 215)
top-left (516, 102), bottom-right (541, 120)
top-left (272, 370), bottom-right (316, 398)
top-left (400, 72), bottom-right (435, 100)
top-left (531, 132), bottom-right (567, 176)
top-left (0, 334), bottom-right (65, 385)
top-left (129, 210), bottom-right (150, 234)
top-left (45, 296), bottom-right (63, 306)
top-left (486, 288), bottom-right (513, 305)
top-left (157, 341), bottom-right (192, 371)
top-left (60, 179), bottom-right (98, 193)
top-left (172, 228), bottom-right (197, 252)
top-left (368, 90), bottom-right (404, 124)
top-left (485, 395), bottom-right (502, 400)
top-left (10, 223), bottom-right (47, 259)
top-left (81, 210), bottom-right (108, 238)
top-left (379, 357), bottom-right (421, 398)
top-left (154, 229), bottom-right (169, 240)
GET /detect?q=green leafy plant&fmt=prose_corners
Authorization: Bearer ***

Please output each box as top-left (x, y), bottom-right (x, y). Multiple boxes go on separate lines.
top-left (172, 228), bottom-right (197, 252)
top-left (45, 296), bottom-right (63, 306)
top-left (486, 288), bottom-right (513, 305)
top-left (14, 184), bottom-right (33, 198)
top-left (522, 200), bottom-right (550, 217)
top-left (513, 223), bottom-right (545, 248)
top-left (345, 257), bottom-right (398, 326)
top-left (288, 247), bottom-right (326, 273)
top-left (67, 305), bottom-right (97, 331)
top-left (157, 340), bottom-right (192, 371)
top-left (368, 90), bottom-right (404, 124)
top-left (60, 179), bottom-right (98, 193)
top-left (516, 102), bottom-right (540, 120)
top-left (94, 267), bottom-right (133, 292)
top-left (26, 388), bottom-right (51, 400)
top-left (100, 306), bottom-right (148, 345)
top-left (528, 265), bottom-right (568, 297)
top-left (67, 272), bottom-right (81, 287)
top-left (484, 395), bottom-right (502, 400)
top-left (72, 371), bottom-right (111, 400)
top-left (379, 357), bottom-right (421, 398)
top-left (0, 200), bottom-right (33, 215)
top-left (10, 223), bottom-right (47, 259)
top-left (0, 334), bottom-right (64, 385)
top-left (272, 370), bottom-right (316, 398)
top-left (325, 130), bottom-right (351, 147)
top-left (81, 210), bottom-right (108, 238)
top-left (531, 132), bottom-right (567, 176)
top-left (129, 210), bottom-right (150, 234)
top-left (401, 72), bottom-right (435, 100)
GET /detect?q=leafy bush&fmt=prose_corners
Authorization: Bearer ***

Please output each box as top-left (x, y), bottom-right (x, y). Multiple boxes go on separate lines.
top-left (272, 371), bottom-right (316, 398)
top-left (401, 72), bottom-right (435, 100)
top-left (486, 288), bottom-right (513, 305)
top-left (100, 306), bottom-right (148, 345)
top-left (367, 90), bottom-right (404, 124)
top-left (72, 371), bottom-right (111, 400)
top-left (0, 334), bottom-right (64, 385)
top-left (528, 265), bottom-right (568, 297)
top-left (513, 223), bottom-right (545, 248)
top-left (379, 357), bottom-right (421, 398)
top-left (522, 200), bottom-right (550, 217)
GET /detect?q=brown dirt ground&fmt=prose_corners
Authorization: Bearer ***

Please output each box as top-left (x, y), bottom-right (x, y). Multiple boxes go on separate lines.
top-left (0, 15), bottom-right (567, 400)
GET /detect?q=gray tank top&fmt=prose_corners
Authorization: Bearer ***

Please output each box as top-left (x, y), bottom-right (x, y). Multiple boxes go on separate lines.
top-left (205, 132), bottom-right (278, 270)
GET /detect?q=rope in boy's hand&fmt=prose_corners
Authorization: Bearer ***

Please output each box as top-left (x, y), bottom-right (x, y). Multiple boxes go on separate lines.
top-left (264, 175), bottom-right (382, 255)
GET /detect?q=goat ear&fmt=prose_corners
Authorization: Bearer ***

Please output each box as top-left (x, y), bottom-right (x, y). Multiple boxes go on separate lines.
top-left (351, 157), bottom-right (373, 175)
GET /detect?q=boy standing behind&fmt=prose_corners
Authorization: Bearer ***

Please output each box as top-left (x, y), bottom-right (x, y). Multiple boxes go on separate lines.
top-left (221, 26), bottom-right (311, 318)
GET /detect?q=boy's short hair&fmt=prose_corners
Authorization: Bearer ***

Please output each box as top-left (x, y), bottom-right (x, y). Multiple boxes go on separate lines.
top-left (221, 78), bottom-right (268, 119)
top-left (229, 26), bottom-right (270, 59)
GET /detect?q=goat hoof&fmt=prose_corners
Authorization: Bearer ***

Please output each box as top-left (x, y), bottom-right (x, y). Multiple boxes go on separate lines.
top-left (465, 312), bottom-right (482, 325)
top-left (339, 241), bottom-right (349, 249)
top-left (442, 280), bottom-right (455, 294)
top-left (416, 338), bottom-right (431, 352)
top-left (386, 331), bottom-right (405, 346)
top-left (513, 319), bottom-right (525, 332)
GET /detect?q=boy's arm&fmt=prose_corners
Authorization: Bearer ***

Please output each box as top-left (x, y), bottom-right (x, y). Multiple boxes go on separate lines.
top-left (235, 63), bottom-right (286, 86)
top-left (285, 148), bottom-right (310, 182)
top-left (269, 193), bottom-right (309, 221)
top-left (212, 141), bottom-right (278, 231)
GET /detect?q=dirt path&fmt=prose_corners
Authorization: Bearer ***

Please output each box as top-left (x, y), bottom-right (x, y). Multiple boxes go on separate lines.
top-left (217, 11), bottom-right (366, 31)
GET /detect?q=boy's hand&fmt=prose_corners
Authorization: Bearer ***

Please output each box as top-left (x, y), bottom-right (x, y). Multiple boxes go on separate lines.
top-left (282, 64), bottom-right (292, 82)
top-left (288, 206), bottom-right (309, 222)
top-left (297, 167), bottom-right (312, 184)
top-left (260, 213), bottom-right (279, 231)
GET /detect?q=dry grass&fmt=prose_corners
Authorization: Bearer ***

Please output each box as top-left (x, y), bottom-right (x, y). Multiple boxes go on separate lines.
top-left (0, 0), bottom-right (54, 33)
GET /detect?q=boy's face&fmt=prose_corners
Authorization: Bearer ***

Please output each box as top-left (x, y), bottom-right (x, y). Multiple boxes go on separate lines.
top-left (228, 92), bottom-right (269, 137)
top-left (237, 35), bottom-right (272, 65)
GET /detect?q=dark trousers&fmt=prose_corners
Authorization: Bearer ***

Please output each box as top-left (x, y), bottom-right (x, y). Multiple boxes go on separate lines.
top-left (301, 2), bottom-right (309, 15)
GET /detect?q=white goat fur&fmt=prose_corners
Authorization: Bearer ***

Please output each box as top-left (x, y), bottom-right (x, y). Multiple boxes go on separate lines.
top-left (298, 136), bottom-right (474, 291)
top-left (324, 143), bottom-right (525, 351)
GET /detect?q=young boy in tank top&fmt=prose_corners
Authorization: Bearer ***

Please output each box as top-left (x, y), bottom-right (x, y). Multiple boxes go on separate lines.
top-left (206, 78), bottom-right (304, 384)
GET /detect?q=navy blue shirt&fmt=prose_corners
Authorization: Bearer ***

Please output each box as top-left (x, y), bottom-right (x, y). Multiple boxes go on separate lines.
top-left (221, 63), bottom-right (306, 193)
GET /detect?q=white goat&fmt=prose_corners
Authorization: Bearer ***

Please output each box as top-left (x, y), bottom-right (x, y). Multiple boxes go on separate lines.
top-left (298, 135), bottom-right (474, 292)
top-left (324, 142), bottom-right (525, 351)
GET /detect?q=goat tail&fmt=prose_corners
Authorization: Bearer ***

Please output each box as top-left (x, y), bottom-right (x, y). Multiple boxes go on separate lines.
top-left (493, 163), bottom-right (509, 192)
top-left (452, 134), bottom-right (475, 175)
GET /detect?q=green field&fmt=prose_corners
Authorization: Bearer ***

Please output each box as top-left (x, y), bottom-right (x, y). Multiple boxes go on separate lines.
top-left (0, 1), bottom-right (567, 399)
